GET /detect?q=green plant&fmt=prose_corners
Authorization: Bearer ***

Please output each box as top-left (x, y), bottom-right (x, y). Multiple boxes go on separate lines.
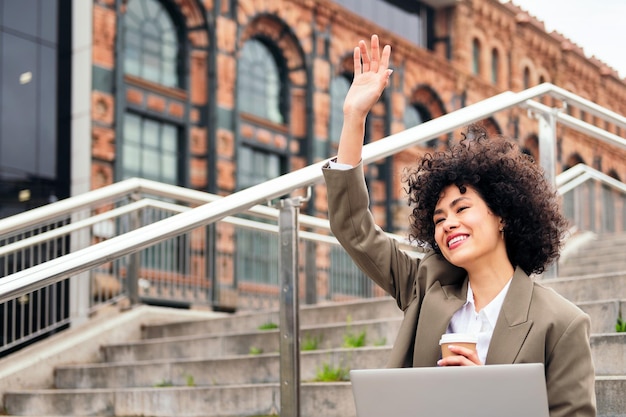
top-left (154, 379), bottom-right (174, 387)
top-left (301, 334), bottom-right (320, 351)
top-left (185, 374), bottom-right (196, 387)
top-left (343, 329), bottom-right (366, 348)
top-left (616, 315), bottom-right (626, 332)
top-left (249, 346), bottom-right (264, 355)
top-left (314, 362), bottom-right (350, 382)
top-left (258, 321), bottom-right (279, 330)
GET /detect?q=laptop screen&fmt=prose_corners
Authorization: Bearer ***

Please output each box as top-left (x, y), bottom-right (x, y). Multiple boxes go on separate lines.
top-left (350, 363), bottom-right (549, 417)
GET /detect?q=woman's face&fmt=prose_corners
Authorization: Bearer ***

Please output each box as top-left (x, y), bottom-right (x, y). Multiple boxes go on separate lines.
top-left (433, 184), bottom-right (506, 271)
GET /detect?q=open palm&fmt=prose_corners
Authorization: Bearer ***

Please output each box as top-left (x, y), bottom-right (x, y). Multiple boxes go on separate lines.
top-left (343, 34), bottom-right (392, 118)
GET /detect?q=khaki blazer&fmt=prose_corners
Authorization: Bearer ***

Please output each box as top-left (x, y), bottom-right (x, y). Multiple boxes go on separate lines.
top-left (323, 161), bottom-right (596, 417)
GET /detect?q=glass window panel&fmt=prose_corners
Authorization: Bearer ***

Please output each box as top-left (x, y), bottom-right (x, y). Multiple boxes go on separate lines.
top-left (1, 33), bottom-right (38, 175)
top-left (40, 0), bottom-right (59, 43)
top-left (125, 31), bottom-right (142, 47)
top-left (330, 76), bottom-right (350, 145)
top-left (162, 126), bottom-right (177, 152)
top-left (143, 0), bottom-right (160, 18)
top-left (124, 113), bottom-right (142, 143)
top-left (404, 105), bottom-right (423, 128)
top-left (141, 54), bottom-right (160, 82)
top-left (238, 39), bottom-right (283, 123)
top-left (2, 0), bottom-right (39, 39)
top-left (124, 0), bottom-right (179, 87)
top-left (267, 154), bottom-right (280, 178)
top-left (123, 144), bottom-right (140, 173)
top-left (38, 45), bottom-right (57, 178)
top-left (142, 119), bottom-right (160, 147)
top-left (122, 112), bottom-right (180, 185)
top-left (161, 154), bottom-right (177, 182)
top-left (142, 149), bottom-right (160, 179)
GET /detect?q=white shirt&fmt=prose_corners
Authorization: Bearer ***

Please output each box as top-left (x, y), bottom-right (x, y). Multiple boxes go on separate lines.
top-left (446, 278), bottom-right (512, 364)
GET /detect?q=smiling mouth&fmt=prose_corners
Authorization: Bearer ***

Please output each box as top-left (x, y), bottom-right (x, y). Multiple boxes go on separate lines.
top-left (447, 235), bottom-right (468, 248)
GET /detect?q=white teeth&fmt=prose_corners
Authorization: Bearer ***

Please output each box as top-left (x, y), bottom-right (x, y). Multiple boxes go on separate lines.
top-left (448, 235), bottom-right (468, 247)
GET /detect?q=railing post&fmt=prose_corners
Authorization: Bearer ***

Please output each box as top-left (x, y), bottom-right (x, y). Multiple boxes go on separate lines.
top-left (69, 210), bottom-right (91, 327)
top-left (126, 195), bottom-right (142, 306)
top-left (536, 107), bottom-right (559, 279)
top-left (277, 196), bottom-right (304, 417)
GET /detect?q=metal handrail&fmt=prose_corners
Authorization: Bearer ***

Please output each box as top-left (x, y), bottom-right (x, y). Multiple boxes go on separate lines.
top-left (557, 163), bottom-right (626, 196)
top-left (1, 83), bottom-right (625, 304)
top-left (0, 177), bottom-right (331, 239)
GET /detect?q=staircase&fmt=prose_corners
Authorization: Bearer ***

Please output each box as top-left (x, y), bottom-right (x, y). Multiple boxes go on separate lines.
top-left (1, 233), bottom-right (626, 417)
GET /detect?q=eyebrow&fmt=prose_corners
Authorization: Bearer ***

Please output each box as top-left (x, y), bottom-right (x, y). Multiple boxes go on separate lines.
top-left (433, 196), bottom-right (471, 216)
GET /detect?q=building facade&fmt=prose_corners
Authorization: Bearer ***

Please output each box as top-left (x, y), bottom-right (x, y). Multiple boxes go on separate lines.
top-left (1, 0), bottom-right (626, 309)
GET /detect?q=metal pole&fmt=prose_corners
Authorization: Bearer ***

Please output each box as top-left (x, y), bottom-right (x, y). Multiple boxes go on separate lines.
top-left (127, 197), bottom-right (142, 305)
top-left (277, 196), bottom-right (303, 417)
top-left (536, 108), bottom-right (559, 279)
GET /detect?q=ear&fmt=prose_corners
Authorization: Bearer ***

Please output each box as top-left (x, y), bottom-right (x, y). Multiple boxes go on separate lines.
top-left (498, 218), bottom-right (505, 232)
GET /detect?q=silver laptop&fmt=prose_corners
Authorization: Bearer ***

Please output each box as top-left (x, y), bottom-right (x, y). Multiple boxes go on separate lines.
top-left (350, 363), bottom-right (549, 417)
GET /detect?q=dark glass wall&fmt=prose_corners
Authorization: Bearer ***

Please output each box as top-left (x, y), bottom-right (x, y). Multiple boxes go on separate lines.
top-left (0, 0), bottom-right (69, 219)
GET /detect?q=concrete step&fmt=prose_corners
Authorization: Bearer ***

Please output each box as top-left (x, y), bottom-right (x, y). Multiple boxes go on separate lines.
top-left (58, 332), bottom-right (626, 391)
top-left (591, 333), bottom-right (626, 376)
top-left (142, 297), bottom-right (402, 339)
top-left (540, 272), bottom-right (626, 303)
top-left (578, 299), bottom-right (626, 334)
top-left (103, 298), bottom-right (623, 363)
top-left (3, 383), bottom-right (353, 417)
top-left (5, 377), bottom-right (625, 417)
top-left (103, 317), bottom-right (401, 363)
top-left (56, 347), bottom-right (389, 389)
top-left (559, 253), bottom-right (626, 276)
top-left (596, 377), bottom-right (626, 417)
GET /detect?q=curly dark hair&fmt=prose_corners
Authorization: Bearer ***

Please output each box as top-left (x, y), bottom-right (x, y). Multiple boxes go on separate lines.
top-left (404, 124), bottom-right (569, 275)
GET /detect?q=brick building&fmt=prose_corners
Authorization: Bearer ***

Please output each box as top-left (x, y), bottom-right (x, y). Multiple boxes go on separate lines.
top-left (1, 0), bottom-right (625, 307)
top-left (84, 0), bottom-right (626, 229)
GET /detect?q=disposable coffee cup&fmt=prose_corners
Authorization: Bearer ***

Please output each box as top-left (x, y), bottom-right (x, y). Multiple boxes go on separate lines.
top-left (439, 333), bottom-right (478, 358)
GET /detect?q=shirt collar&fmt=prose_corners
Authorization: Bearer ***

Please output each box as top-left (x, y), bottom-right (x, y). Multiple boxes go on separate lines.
top-left (466, 278), bottom-right (513, 328)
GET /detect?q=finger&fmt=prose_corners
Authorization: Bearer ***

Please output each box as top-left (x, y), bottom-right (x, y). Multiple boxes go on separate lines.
top-left (359, 39), bottom-right (370, 73)
top-left (380, 44), bottom-right (392, 73)
top-left (448, 346), bottom-right (482, 365)
top-left (369, 34), bottom-right (380, 73)
top-left (353, 46), bottom-right (362, 76)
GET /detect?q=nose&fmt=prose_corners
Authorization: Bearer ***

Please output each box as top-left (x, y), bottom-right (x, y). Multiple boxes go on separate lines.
top-left (442, 216), bottom-right (459, 232)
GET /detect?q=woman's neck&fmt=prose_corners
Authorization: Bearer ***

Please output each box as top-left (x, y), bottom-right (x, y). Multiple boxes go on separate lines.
top-left (467, 262), bottom-right (515, 311)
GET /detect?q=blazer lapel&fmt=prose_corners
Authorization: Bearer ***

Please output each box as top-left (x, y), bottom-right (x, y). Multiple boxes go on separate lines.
top-left (485, 267), bottom-right (534, 364)
top-left (413, 279), bottom-right (467, 366)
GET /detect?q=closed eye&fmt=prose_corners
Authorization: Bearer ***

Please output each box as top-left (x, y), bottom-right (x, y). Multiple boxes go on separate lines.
top-left (434, 217), bottom-right (445, 225)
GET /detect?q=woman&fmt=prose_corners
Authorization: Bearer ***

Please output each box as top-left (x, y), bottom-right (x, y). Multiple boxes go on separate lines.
top-left (322, 35), bottom-right (596, 417)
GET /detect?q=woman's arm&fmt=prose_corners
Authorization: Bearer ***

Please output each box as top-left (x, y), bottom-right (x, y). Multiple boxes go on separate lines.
top-left (337, 34), bottom-right (392, 166)
top-left (545, 313), bottom-right (596, 417)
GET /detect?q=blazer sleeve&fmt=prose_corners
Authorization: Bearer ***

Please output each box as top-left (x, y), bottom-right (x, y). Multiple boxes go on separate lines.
top-left (322, 161), bottom-right (422, 310)
top-left (545, 313), bottom-right (597, 417)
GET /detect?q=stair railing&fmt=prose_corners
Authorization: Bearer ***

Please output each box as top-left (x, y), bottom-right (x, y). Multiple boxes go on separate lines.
top-left (1, 83), bottom-right (625, 416)
top-left (557, 163), bottom-right (626, 234)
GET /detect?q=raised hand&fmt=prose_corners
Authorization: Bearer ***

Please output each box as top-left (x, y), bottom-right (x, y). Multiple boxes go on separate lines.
top-left (343, 34), bottom-right (393, 119)
top-left (337, 35), bottom-right (392, 166)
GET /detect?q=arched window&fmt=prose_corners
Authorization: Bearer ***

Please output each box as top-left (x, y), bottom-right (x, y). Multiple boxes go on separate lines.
top-left (491, 48), bottom-right (499, 84)
top-left (238, 39), bottom-right (284, 124)
top-left (124, 0), bottom-right (179, 87)
top-left (472, 38), bottom-right (481, 75)
top-left (329, 75), bottom-right (351, 149)
top-left (523, 67), bottom-right (531, 89)
top-left (404, 103), bottom-right (435, 148)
